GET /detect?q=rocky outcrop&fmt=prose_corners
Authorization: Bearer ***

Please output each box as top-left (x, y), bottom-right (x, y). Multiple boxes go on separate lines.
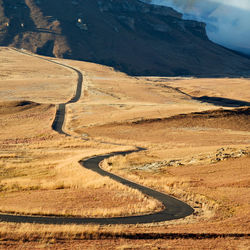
top-left (1, 0), bottom-right (250, 76)
top-left (133, 147), bottom-right (249, 171)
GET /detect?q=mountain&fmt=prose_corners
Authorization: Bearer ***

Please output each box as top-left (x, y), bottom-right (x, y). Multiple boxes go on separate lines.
top-left (146, 0), bottom-right (250, 56)
top-left (1, 0), bottom-right (250, 77)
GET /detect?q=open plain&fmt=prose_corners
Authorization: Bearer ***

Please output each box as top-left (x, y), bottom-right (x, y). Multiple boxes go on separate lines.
top-left (0, 47), bottom-right (249, 248)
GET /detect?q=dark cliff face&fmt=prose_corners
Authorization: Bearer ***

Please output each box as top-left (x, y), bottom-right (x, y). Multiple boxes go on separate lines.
top-left (1, 0), bottom-right (250, 76)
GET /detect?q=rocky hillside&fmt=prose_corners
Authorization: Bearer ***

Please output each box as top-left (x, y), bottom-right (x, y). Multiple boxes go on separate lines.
top-left (1, 0), bottom-right (250, 76)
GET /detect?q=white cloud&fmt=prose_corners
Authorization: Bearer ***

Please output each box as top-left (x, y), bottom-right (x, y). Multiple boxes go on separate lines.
top-left (147, 0), bottom-right (250, 54)
top-left (210, 0), bottom-right (250, 11)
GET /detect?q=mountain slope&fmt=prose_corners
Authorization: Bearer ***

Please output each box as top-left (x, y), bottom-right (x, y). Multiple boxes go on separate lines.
top-left (1, 0), bottom-right (250, 76)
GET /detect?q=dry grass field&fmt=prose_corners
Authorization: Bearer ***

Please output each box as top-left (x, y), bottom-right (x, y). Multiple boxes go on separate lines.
top-left (163, 77), bottom-right (250, 103)
top-left (0, 48), bottom-right (160, 219)
top-left (0, 102), bottom-right (161, 218)
top-left (0, 47), bottom-right (249, 248)
top-left (0, 48), bottom-right (75, 104)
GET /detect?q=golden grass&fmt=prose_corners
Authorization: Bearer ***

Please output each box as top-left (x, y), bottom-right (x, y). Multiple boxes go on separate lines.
top-left (0, 48), bottom-right (76, 104)
top-left (0, 47), bottom-right (162, 218)
top-left (0, 47), bottom-right (250, 247)
top-left (0, 222), bottom-right (249, 250)
top-left (159, 77), bottom-right (250, 102)
top-left (0, 137), bottom-right (162, 217)
top-left (102, 153), bottom-right (250, 233)
top-left (0, 101), bottom-right (161, 218)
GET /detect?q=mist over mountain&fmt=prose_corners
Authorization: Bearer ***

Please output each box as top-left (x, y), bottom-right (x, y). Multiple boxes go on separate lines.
top-left (145, 0), bottom-right (250, 55)
top-left (1, 0), bottom-right (250, 76)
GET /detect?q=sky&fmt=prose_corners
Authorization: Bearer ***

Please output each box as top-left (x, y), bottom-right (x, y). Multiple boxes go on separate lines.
top-left (145, 0), bottom-right (250, 54)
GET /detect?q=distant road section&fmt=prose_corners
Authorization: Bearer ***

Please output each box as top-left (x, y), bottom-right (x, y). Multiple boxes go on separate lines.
top-left (0, 49), bottom-right (194, 224)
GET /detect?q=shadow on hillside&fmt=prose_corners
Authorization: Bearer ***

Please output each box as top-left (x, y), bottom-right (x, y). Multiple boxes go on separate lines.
top-left (193, 96), bottom-right (250, 107)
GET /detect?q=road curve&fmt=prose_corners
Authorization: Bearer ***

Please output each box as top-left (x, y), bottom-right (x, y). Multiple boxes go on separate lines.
top-left (0, 49), bottom-right (194, 224)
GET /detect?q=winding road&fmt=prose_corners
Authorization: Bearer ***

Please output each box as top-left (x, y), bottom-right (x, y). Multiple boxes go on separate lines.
top-left (0, 49), bottom-right (194, 224)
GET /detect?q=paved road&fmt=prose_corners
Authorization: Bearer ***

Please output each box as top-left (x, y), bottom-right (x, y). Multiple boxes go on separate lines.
top-left (0, 49), bottom-right (194, 224)
top-left (0, 148), bottom-right (193, 225)
top-left (51, 59), bottom-right (83, 134)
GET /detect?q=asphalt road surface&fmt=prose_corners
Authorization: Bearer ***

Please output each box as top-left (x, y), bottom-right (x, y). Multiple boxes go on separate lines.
top-left (0, 49), bottom-right (194, 224)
